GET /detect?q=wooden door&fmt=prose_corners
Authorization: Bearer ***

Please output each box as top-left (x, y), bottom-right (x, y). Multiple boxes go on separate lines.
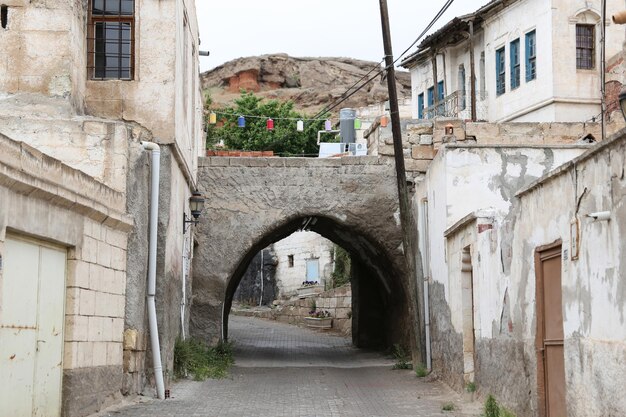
top-left (0, 235), bottom-right (66, 417)
top-left (536, 244), bottom-right (567, 417)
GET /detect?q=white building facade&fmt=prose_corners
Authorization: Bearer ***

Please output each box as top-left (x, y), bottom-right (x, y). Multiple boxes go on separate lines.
top-left (401, 0), bottom-right (624, 123)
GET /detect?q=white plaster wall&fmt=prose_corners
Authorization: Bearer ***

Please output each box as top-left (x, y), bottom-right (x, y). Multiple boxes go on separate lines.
top-left (484, 0), bottom-right (555, 122)
top-left (508, 138), bottom-right (626, 416)
top-left (409, 54), bottom-right (446, 119)
top-left (416, 145), bottom-right (589, 334)
top-left (272, 231), bottom-right (335, 296)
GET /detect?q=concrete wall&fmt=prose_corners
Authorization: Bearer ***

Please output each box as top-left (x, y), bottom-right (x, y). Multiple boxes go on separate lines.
top-left (0, 134), bottom-right (132, 417)
top-left (272, 231), bottom-right (334, 296)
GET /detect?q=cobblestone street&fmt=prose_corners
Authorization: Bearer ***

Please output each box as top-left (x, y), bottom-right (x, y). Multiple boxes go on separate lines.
top-left (99, 317), bottom-right (482, 417)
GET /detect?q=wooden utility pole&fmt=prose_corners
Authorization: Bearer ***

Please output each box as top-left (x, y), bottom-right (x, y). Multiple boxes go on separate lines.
top-left (378, 0), bottom-right (425, 363)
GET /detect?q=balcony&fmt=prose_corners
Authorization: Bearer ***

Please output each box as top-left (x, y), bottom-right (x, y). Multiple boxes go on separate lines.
top-left (422, 90), bottom-right (488, 121)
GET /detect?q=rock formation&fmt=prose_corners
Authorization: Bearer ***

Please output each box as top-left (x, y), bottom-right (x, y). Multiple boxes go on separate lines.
top-left (201, 54), bottom-right (411, 115)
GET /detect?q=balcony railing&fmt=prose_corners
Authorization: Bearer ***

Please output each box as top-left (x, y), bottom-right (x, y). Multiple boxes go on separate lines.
top-left (422, 90), bottom-right (488, 121)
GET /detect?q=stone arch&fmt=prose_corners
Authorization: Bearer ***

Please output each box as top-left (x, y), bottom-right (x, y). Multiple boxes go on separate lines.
top-left (220, 214), bottom-right (409, 349)
top-left (190, 157), bottom-right (421, 354)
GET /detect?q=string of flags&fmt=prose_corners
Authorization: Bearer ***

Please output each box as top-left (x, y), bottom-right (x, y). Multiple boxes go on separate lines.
top-left (207, 110), bottom-right (387, 131)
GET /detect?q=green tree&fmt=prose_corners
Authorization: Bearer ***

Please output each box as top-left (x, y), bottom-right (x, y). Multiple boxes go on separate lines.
top-left (331, 245), bottom-right (351, 288)
top-left (206, 91), bottom-right (327, 156)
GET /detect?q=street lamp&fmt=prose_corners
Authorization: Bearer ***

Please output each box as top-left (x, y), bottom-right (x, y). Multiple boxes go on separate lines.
top-left (183, 191), bottom-right (205, 232)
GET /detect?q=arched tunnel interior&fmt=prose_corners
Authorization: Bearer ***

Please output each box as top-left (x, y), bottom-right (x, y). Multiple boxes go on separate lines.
top-left (222, 215), bottom-right (412, 351)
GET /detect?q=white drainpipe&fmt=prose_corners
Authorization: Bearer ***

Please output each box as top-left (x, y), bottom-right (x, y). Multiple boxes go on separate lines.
top-left (141, 141), bottom-right (166, 400)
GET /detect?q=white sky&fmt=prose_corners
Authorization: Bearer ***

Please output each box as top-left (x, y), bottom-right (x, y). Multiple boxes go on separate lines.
top-left (197, 0), bottom-right (489, 72)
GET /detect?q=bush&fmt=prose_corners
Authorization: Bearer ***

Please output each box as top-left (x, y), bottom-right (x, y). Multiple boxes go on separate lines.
top-left (483, 395), bottom-right (516, 417)
top-left (173, 338), bottom-right (234, 380)
top-left (391, 344), bottom-right (412, 370)
top-left (442, 403), bottom-right (455, 411)
top-left (414, 363), bottom-right (428, 377)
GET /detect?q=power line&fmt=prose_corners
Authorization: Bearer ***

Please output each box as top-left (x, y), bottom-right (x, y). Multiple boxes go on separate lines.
top-left (312, 0), bottom-right (456, 119)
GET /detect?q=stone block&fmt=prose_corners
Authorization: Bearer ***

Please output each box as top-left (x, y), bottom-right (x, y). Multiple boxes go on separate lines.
top-left (64, 342), bottom-right (79, 370)
top-left (404, 159), bottom-right (431, 172)
top-left (88, 316), bottom-right (104, 341)
top-left (67, 259), bottom-right (90, 288)
top-left (411, 145), bottom-right (436, 160)
top-left (113, 270), bottom-right (126, 295)
top-left (66, 287), bottom-right (80, 315)
top-left (123, 328), bottom-right (138, 350)
top-left (419, 134), bottom-right (434, 145)
top-left (83, 121), bottom-right (109, 136)
top-left (79, 289), bottom-right (96, 316)
top-left (105, 229), bottom-right (128, 250)
top-left (406, 122), bottom-right (434, 135)
top-left (434, 119), bottom-right (465, 143)
top-left (93, 342), bottom-right (108, 366)
top-left (107, 342), bottom-right (123, 366)
top-left (81, 236), bottom-right (98, 264)
top-left (66, 315), bottom-right (89, 342)
top-left (77, 342), bottom-right (94, 368)
top-left (110, 246), bottom-right (126, 271)
top-left (89, 263), bottom-right (103, 292)
top-left (97, 241), bottom-right (112, 268)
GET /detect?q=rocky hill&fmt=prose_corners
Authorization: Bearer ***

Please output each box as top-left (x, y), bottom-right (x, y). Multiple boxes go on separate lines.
top-left (201, 54), bottom-right (411, 116)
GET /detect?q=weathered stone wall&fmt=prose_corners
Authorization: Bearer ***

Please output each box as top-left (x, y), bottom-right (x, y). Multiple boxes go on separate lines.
top-left (271, 286), bottom-right (352, 336)
top-left (0, 134), bottom-right (132, 417)
top-left (192, 156), bottom-right (418, 352)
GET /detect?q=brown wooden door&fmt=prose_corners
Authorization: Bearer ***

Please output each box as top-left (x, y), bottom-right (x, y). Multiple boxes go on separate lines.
top-left (536, 244), bottom-right (567, 417)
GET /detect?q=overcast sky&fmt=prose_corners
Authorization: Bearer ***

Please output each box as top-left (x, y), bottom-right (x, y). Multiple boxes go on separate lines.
top-left (197, 0), bottom-right (488, 72)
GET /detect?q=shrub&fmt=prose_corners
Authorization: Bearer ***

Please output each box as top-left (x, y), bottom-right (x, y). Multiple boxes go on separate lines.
top-left (466, 382), bottom-right (476, 393)
top-left (391, 344), bottom-right (412, 370)
top-left (414, 363), bottom-right (428, 377)
top-left (442, 403), bottom-right (455, 411)
top-left (173, 338), bottom-right (234, 380)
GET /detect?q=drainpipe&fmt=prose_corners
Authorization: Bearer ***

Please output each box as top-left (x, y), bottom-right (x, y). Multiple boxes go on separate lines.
top-left (420, 199), bottom-right (432, 371)
top-left (259, 250), bottom-right (264, 307)
top-left (141, 141), bottom-right (166, 400)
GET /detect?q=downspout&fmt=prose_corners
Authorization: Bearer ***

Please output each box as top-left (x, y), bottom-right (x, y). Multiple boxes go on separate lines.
top-left (181, 233), bottom-right (188, 340)
top-left (601, 0), bottom-right (607, 142)
top-left (259, 250), bottom-right (264, 307)
top-left (431, 52), bottom-right (439, 112)
top-left (141, 141), bottom-right (166, 400)
top-left (420, 199), bottom-right (432, 371)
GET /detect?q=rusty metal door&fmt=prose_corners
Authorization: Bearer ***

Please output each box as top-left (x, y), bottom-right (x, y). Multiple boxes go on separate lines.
top-left (536, 244), bottom-right (567, 417)
top-left (0, 235), bottom-right (66, 417)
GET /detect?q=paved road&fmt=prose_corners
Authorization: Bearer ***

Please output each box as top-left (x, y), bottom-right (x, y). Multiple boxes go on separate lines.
top-left (99, 316), bottom-right (482, 417)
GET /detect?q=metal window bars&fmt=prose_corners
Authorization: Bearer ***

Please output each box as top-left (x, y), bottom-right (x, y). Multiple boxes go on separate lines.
top-left (87, 0), bottom-right (135, 80)
top-left (421, 90), bottom-right (488, 121)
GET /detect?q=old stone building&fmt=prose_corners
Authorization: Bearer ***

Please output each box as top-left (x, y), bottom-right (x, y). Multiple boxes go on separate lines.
top-left (0, 0), bottom-right (204, 416)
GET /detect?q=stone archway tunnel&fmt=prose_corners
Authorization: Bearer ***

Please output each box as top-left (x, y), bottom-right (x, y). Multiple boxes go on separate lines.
top-left (191, 156), bottom-right (419, 351)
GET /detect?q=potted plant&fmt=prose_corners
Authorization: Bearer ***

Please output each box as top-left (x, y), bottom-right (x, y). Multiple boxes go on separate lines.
top-left (296, 280), bottom-right (324, 298)
top-left (304, 308), bottom-right (333, 329)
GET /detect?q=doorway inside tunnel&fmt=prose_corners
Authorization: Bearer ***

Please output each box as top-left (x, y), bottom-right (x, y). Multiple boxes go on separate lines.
top-left (222, 215), bottom-right (411, 355)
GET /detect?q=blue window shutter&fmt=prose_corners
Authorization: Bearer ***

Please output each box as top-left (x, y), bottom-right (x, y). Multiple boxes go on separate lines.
top-left (427, 87), bottom-right (434, 106)
top-left (437, 81), bottom-right (444, 99)
top-left (510, 39), bottom-right (520, 89)
top-left (418, 94), bottom-right (423, 118)
top-left (525, 34), bottom-right (531, 81)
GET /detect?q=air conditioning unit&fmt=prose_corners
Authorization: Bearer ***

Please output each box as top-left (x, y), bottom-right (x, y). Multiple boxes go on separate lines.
top-left (348, 142), bottom-right (367, 156)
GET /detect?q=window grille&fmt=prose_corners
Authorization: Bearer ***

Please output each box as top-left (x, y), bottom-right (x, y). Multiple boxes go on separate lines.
top-left (418, 93), bottom-right (424, 119)
top-left (576, 24), bottom-right (595, 70)
top-left (496, 47), bottom-right (505, 96)
top-left (88, 0), bottom-right (135, 80)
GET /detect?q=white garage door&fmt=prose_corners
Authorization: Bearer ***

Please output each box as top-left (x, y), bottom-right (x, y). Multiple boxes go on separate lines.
top-left (0, 235), bottom-right (66, 417)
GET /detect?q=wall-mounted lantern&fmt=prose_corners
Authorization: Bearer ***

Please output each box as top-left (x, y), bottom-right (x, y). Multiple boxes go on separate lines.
top-left (183, 191), bottom-right (206, 232)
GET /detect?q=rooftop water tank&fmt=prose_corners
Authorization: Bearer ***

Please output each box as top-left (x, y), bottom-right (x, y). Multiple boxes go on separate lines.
top-left (339, 108), bottom-right (356, 144)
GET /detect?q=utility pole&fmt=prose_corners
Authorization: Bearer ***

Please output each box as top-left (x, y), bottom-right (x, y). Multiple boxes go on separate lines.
top-left (378, 0), bottom-right (425, 364)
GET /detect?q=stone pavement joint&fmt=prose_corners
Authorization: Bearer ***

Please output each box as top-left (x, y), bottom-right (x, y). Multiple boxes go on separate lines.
top-left (96, 316), bottom-right (482, 417)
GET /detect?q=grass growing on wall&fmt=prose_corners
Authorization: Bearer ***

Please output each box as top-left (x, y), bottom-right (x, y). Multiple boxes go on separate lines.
top-left (331, 245), bottom-right (351, 288)
top-left (174, 338), bottom-right (234, 380)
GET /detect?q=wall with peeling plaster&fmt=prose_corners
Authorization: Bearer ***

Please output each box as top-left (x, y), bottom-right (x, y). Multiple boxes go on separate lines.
top-left (414, 143), bottom-right (591, 408)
